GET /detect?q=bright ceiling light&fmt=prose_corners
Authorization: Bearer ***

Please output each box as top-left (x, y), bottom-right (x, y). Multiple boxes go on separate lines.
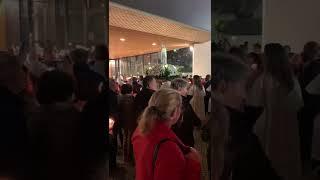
top-left (189, 46), bottom-right (194, 52)
top-left (120, 38), bottom-right (126, 42)
top-left (152, 43), bottom-right (157, 46)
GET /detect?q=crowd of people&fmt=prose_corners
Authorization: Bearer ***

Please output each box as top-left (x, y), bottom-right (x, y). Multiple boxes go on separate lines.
top-left (108, 73), bottom-right (212, 179)
top-left (1, 39), bottom-right (320, 180)
top-left (0, 44), bottom-right (108, 180)
top-left (211, 41), bottom-right (320, 180)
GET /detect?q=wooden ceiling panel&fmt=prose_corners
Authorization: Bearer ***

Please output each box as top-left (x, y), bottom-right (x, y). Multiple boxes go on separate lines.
top-left (109, 26), bottom-right (192, 59)
top-left (109, 2), bottom-right (211, 43)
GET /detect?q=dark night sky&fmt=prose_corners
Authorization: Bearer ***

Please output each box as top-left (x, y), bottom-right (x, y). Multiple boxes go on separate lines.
top-left (110, 0), bottom-right (211, 31)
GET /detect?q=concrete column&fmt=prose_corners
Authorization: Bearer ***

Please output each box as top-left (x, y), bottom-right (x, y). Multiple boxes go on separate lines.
top-left (263, 0), bottom-right (320, 53)
top-left (193, 41), bottom-right (211, 77)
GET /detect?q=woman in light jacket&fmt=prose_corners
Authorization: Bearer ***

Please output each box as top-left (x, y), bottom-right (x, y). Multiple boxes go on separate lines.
top-left (249, 44), bottom-right (303, 180)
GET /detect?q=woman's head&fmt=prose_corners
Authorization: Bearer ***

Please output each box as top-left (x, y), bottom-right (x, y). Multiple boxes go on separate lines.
top-left (264, 43), bottom-right (294, 90)
top-left (171, 78), bottom-right (189, 96)
top-left (138, 88), bottom-right (182, 134)
top-left (213, 53), bottom-right (249, 109)
top-left (193, 75), bottom-right (202, 89)
top-left (37, 70), bottom-right (74, 105)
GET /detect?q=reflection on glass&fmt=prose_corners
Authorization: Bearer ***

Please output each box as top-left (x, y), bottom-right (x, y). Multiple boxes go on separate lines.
top-left (109, 48), bottom-right (192, 77)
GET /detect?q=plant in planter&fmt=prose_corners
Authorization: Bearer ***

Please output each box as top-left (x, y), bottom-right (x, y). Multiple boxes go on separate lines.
top-left (146, 64), bottom-right (181, 80)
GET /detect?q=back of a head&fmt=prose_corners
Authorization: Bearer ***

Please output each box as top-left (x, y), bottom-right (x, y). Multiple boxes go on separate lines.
top-left (264, 43), bottom-right (293, 90)
top-left (253, 43), bottom-right (262, 52)
top-left (171, 78), bottom-right (188, 90)
top-left (303, 41), bottom-right (319, 62)
top-left (143, 75), bottom-right (155, 89)
top-left (213, 53), bottom-right (249, 90)
top-left (284, 45), bottom-right (291, 52)
top-left (94, 44), bottom-right (108, 61)
top-left (193, 75), bottom-right (202, 88)
top-left (121, 84), bottom-right (133, 95)
top-left (138, 88), bottom-right (182, 134)
top-left (248, 52), bottom-right (262, 65)
top-left (37, 70), bottom-right (74, 105)
top-left (132, 77), bottom-right (138, 82)
top-left (229, 46), bottom-right (245, 60)
top-left (70, 48), bottom-right (89, 65)
top-left (205, 74), bottom-right (211, 80)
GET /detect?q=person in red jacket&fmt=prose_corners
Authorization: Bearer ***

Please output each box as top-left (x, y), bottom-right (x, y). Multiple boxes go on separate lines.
top-left (132, 88), bottom-right (201, 180)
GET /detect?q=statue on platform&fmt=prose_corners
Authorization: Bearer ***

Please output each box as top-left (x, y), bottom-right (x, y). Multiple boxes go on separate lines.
top-left (160, 45), bottom-right (167, 65)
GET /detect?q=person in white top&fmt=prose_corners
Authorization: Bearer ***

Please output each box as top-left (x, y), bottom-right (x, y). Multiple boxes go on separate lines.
top-left (188, 75), bottom-right (206, 122)
top-left (206, 85), bottom-right (211, 113)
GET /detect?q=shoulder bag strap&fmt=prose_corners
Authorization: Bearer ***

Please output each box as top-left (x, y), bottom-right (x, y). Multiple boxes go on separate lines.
top-left (150, 138), bottom-right (189, 179)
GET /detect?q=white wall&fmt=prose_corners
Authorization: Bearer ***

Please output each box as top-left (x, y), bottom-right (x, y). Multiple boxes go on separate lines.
top-left (193, 41), bottom-right (211, 77)
top-left (263, 0), bottom-right (320, 53)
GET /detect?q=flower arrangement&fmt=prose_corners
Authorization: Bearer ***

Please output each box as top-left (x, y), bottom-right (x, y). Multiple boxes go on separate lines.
top-left (146, 64), bottom-right (182, 80)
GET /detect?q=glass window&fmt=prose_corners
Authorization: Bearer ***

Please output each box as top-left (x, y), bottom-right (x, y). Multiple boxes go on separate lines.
top-left (129, 56), bottom-right (136, 76)
top-left (136, 55), bottom-right (144, 76)
top-left (167, 48), bottom-right (192, 73)
top-left (151, 52), bottom-right (160, 65)
top-left (109, 60), bottom-right (116, 78)
top-left (143, 54), bottom-right (151, 73)
top-left (120, 57), bottom-right (129, 76)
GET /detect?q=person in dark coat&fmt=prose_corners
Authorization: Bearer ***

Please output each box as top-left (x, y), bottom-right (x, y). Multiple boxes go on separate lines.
top-left (80, 89), bottom-right (108, 180)
top-left (211, 53), bottom-right (281, 180)
top-left (134, 75), bottom-right (157, 118)
top-left (300, 42), bottom-right (320, 165)
top-left (132, 77), bottom-right (142, 95)
top-left (0, 53), bottom-right (28, 179)
top-left (92, 44), bottom-right (108, 80)
top-left (204, 75), bottom-right (211, 114)
top-left (109, 79), bottom-right (119, 170)
top-left (171, 78), bottom-right (201, 147)
top-left (30, 70), bottom-right (82, 180)
top-left (70, 49), bottom-right (105, 103)
top-left (118, 84), bottom-right (136, 163)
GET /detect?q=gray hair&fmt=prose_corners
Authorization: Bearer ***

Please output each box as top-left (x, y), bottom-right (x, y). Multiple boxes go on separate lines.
top-left (171, 78), bottom-right (188, 90)
top-left (213, 53), bottom-right (249, 89)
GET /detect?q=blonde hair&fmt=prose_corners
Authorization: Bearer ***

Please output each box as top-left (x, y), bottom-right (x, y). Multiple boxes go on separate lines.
top-left (138, 88), bottom-right (182, 134)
